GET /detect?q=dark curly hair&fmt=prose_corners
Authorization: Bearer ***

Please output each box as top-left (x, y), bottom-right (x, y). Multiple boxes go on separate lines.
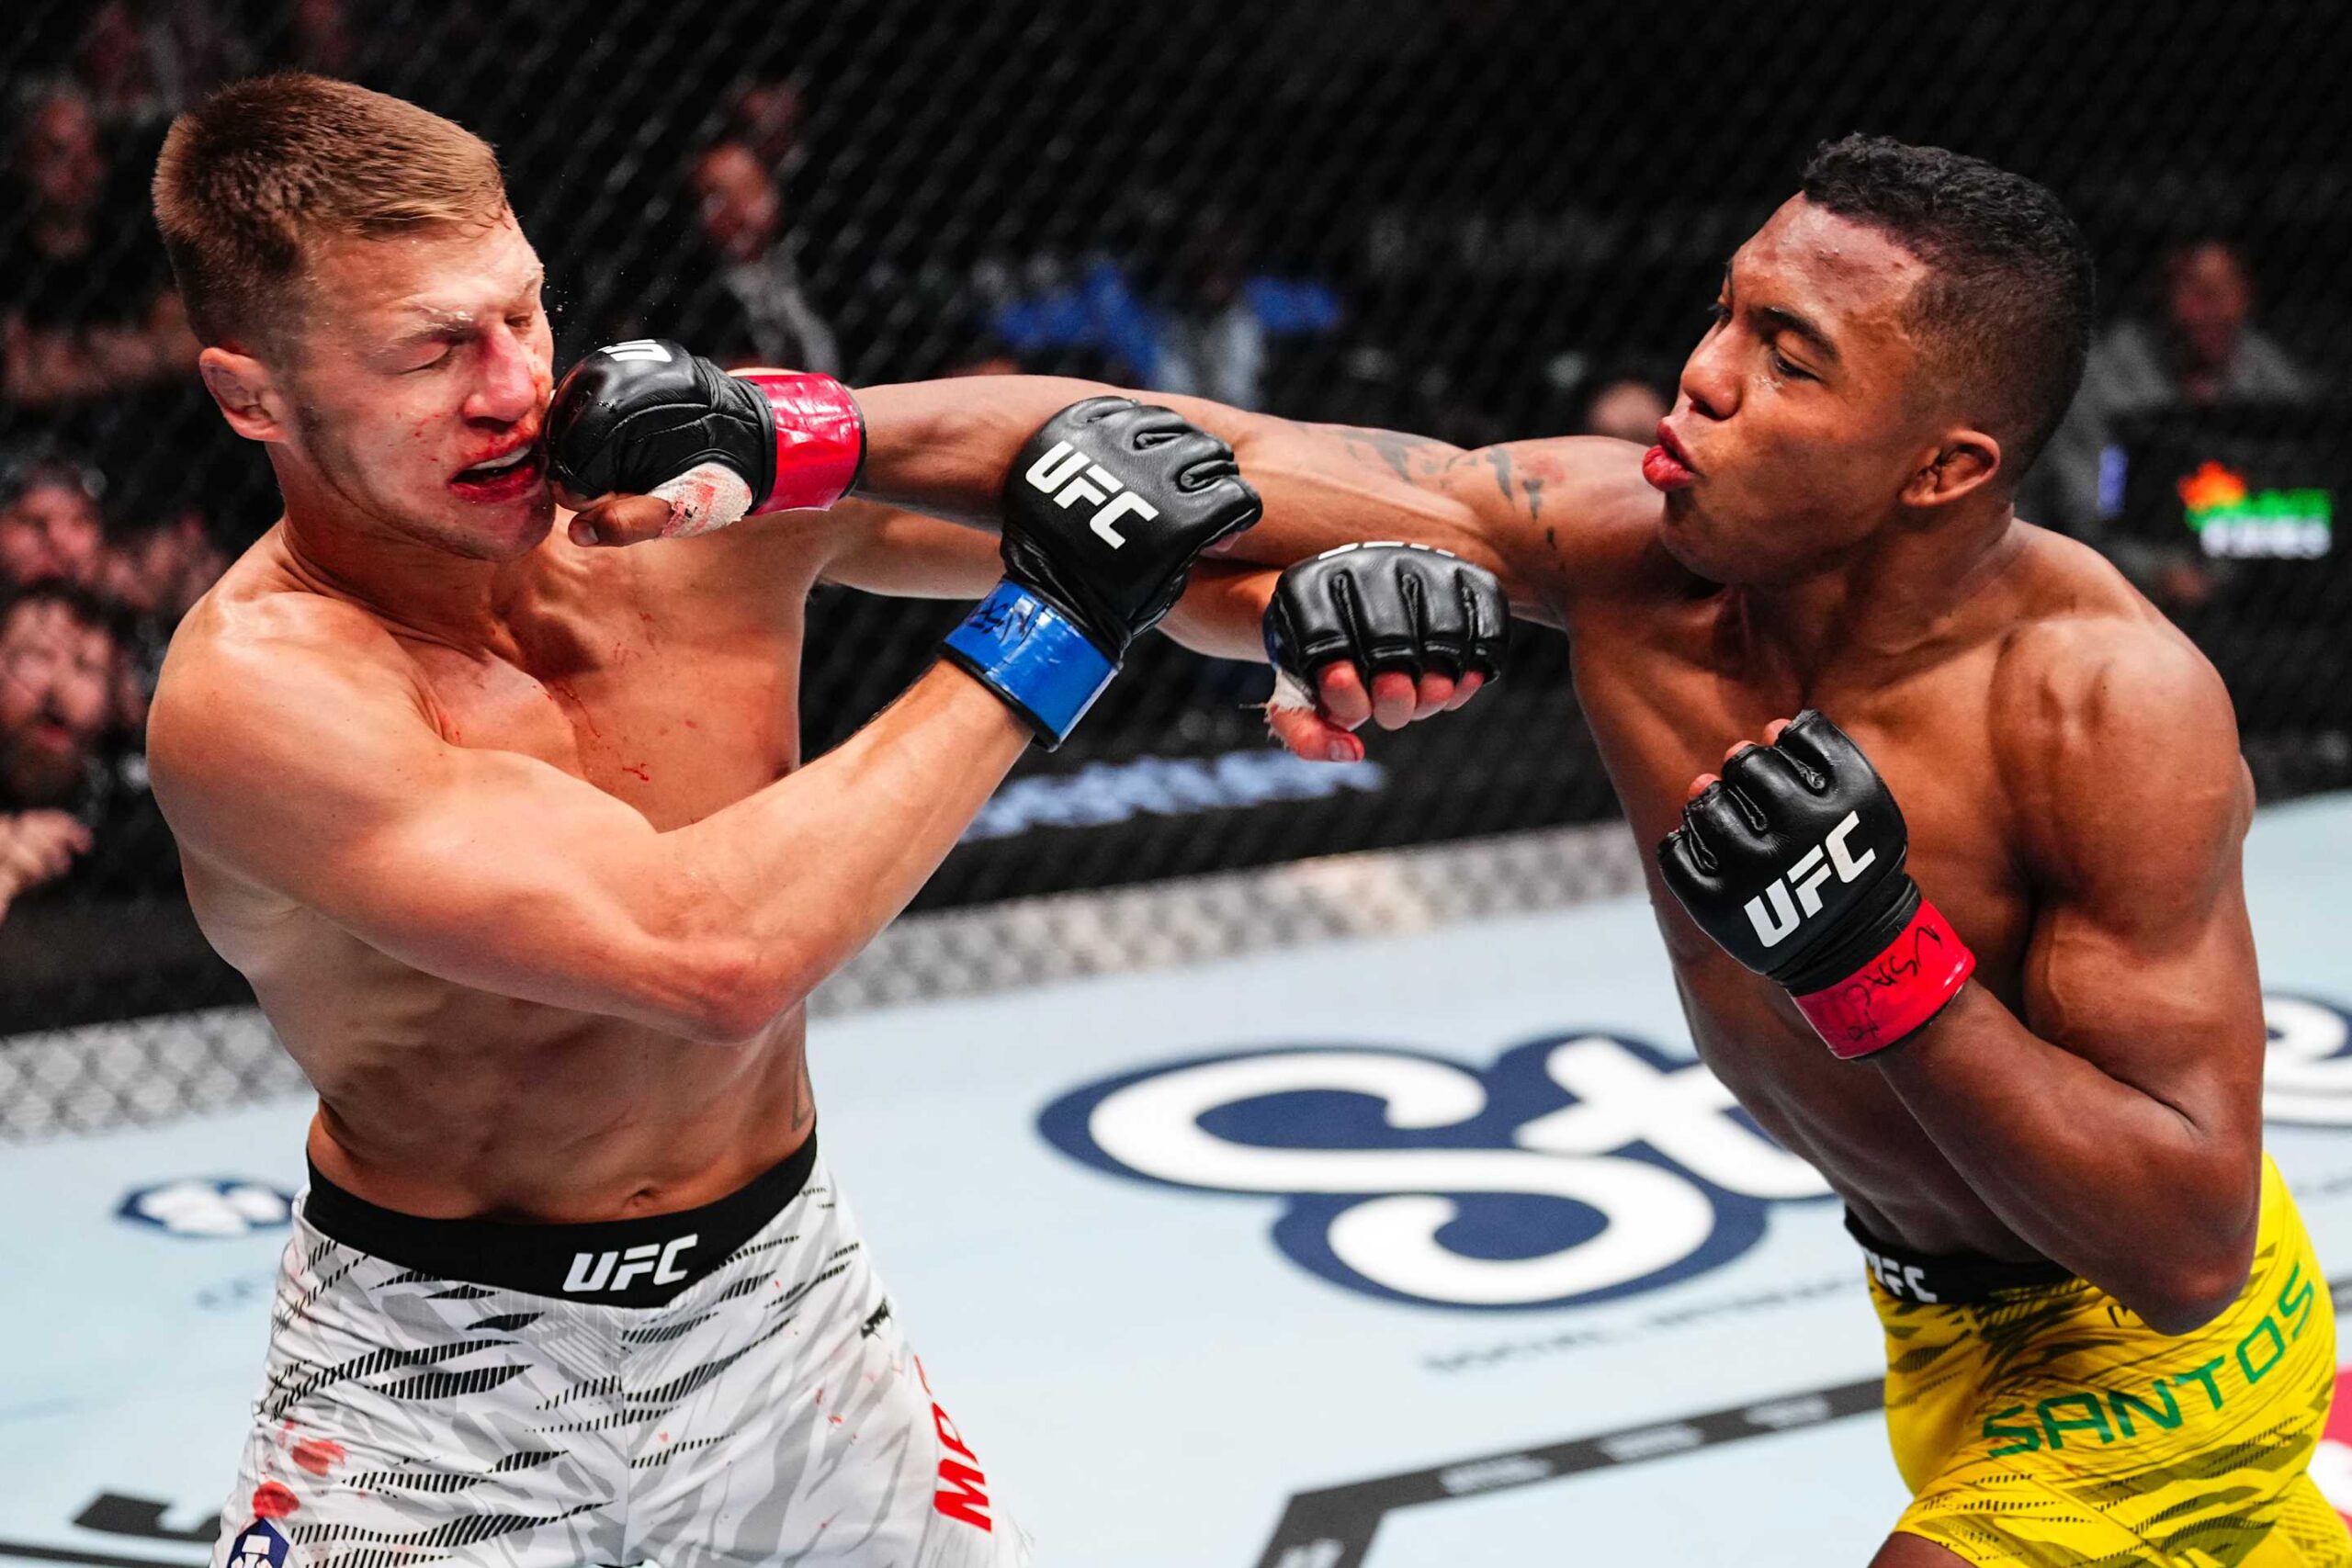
top-left (0, 577), bottom-right (119, 645)
top-left (1801, 134), bottom-right (2095, 481)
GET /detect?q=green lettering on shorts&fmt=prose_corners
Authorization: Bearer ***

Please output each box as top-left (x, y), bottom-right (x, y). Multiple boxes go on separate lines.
top-left (2278, 1261), bottom-right (2313, 1339)
top-left (1984, 1405), bottom-right (2041, 1459)
top-left (2038, 1393), bottom-right (2115, 1450)
top-left (2238, 1315), bottom-right (2288, 1385)
top-left (2170, 1357), bottom-right (2228, 1414)
top-left (2109, 1382), bottom-right (2184, 1438)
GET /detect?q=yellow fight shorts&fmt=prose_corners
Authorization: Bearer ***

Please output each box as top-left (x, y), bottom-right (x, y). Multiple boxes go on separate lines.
top-left (1862, 1156), bottom-right (2350, 1566)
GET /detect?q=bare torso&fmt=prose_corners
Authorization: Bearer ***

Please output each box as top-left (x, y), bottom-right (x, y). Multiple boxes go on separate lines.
top-left (175, 518), bottom-right (838, 1222)
top-left (1552, 459), bottom-right (2199, 1259)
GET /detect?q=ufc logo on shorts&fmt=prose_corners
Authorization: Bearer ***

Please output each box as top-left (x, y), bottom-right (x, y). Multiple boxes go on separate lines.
top-left (1744, 809), bottom-right (1877, 948)
top-left (1861, 1246), bottom-right (1939, 1303)
top-left (602, 339), bottom-right (673, 364)
top-left (1023, 441), bottom-right (1159, 547)
top-left (563, 1233), bottom-right (698, 1293)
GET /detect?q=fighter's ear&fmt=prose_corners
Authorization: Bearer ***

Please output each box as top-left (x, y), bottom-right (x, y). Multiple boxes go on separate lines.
top-left (198, 344), bottom-right (289, 445)
top-left (1901, 428), bottom-right (2001, 512)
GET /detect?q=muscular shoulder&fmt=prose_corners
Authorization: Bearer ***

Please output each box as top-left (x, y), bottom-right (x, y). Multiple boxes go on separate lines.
top-left (159, 567), bottom-right (414, 725)
top-left (151, 559), bottom-right (430, 833)
top-left (1988, 532), bottom-right (2250, 902)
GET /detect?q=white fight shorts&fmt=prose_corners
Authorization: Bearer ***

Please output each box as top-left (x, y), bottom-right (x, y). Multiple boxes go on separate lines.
top-left (208, 1134), bottom-right (1028, 1567)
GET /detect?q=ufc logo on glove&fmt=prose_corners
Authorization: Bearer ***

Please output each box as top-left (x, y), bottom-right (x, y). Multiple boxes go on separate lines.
top-left (1744, 809), bottom-right (1879, 948)
top-left (1023, 441), bottom-right (1159, 547)
top-left (1657, 711), bottom-right (1976, 1060)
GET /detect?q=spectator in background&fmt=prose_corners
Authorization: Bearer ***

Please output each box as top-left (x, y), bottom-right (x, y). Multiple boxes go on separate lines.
top-left (0, 455), bottom-right (109, 593)
top-left (0, 448), bottom-right (221, 735)
top-left (992, 220), bottom-right (1340, 408)
top-left (1151, 219), bottom-right (1339, 410)
top-left (623, 140), bottom-right (842, 376)
top-left (2022, 236), bottom-right (2314, 604)
top-left (3, 80), bottom-right (198, 435)
top-left (99, 506), bottom-right (220, 626)
top-left (728, 77), bottom-right (807, 182)
top-left (940, 332), bottom-right (1020, 379)
top-left (288, 0), bottom-right (366, 80)
top-left (0, 581), bottom-right (119, 918)
top-left (74, 0), bottom-right (248, 134)
top-left (97, 505), bottom-right (223, 731)
top-left (1577, 371), bottom-right (1671, 446)
top-left (0, 805), bottom-right (89, 922)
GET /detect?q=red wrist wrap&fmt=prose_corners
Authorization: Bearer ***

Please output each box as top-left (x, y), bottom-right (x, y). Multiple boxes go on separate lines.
top-left (1792, 897), bottom-right (1975, 1060)
top-left (735, 369), bottom-right (865, 514)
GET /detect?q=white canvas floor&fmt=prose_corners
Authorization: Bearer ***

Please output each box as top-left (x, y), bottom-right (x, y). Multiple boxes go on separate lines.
top-left (10, 795), bottom-right (2352, 1566)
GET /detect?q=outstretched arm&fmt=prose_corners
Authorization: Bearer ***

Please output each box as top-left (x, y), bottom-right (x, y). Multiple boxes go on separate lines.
top-left (551, 351), bottom-right (1650, 744)
top-left (808, 496), bottom-right (1283, 663)
top-left (838, 379), bottom-right (1658, 749)
top-left (850, 378), bottom-right (1612, 625)
top-left (553, 344), bottom-right (1651, 623)
top-left (836, 382), bottom-right (1661, 751)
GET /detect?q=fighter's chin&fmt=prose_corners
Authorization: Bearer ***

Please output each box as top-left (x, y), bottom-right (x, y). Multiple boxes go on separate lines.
top-left (1657, 499), bottom-right (1790, 589)
top-left (1656, 496), bottom-right (1732, 583)
top-left (435, 491), bottom-right (557, 560)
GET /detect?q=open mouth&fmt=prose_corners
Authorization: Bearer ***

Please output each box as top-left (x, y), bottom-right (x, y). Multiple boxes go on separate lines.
top-left (449, 445), bottom-right (546, 502)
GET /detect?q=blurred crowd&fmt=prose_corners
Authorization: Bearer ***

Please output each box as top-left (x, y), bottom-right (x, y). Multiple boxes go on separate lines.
top-left (0, 454), bottom-right (217, 921)
top-left (0, 0), bottom-right (2335, 940)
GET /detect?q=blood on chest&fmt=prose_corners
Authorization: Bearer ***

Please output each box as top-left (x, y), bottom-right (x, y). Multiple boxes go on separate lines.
top-left (415, 626), bottom-right (800, 825)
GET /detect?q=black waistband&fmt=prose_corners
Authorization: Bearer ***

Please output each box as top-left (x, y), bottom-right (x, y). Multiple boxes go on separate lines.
top-left (1845, 1210), bottom-right (2077, 1305)
top-left (302, 1132), bottom-right (819, 1309)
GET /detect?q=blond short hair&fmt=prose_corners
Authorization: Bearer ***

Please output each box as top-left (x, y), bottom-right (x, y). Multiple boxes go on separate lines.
top-left (153, 73), bottom-right (509, 351)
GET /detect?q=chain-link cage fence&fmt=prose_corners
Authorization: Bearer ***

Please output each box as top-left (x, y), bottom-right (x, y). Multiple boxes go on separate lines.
top-left (4, 0), bottom-right (2349, 1128)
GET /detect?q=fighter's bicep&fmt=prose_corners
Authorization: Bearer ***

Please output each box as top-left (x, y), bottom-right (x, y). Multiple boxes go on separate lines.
top-left (1445, 436), bottom-right (1667, 619)
top-left (153, 643), bottom-right (666, 987)
top-left (1238, 428), bottom-right (1654, 623)
top-left (2021, 881), bottom-right (2256, 1063)
top-left (2006, 631), bottom-right (2263, 1101)
top-left (326, 748), bottom-right (684, 992)
top-left (1204, 418), bottom-right (1502, 576)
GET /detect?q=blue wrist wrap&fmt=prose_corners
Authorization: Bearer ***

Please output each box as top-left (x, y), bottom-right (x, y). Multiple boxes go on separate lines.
top-left (940, 582), bottom-right (1117, 748)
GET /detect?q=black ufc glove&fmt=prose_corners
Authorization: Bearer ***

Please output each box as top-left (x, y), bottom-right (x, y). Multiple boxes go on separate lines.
top-left (942, 397), bottom-right (1261, 746)
top-left (1263, 543), bottom-right (1508, 710)
top-left (546, 339), bottom-right (863, 522)
top-left (1656, 710), bottom-right (1975, 1058)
